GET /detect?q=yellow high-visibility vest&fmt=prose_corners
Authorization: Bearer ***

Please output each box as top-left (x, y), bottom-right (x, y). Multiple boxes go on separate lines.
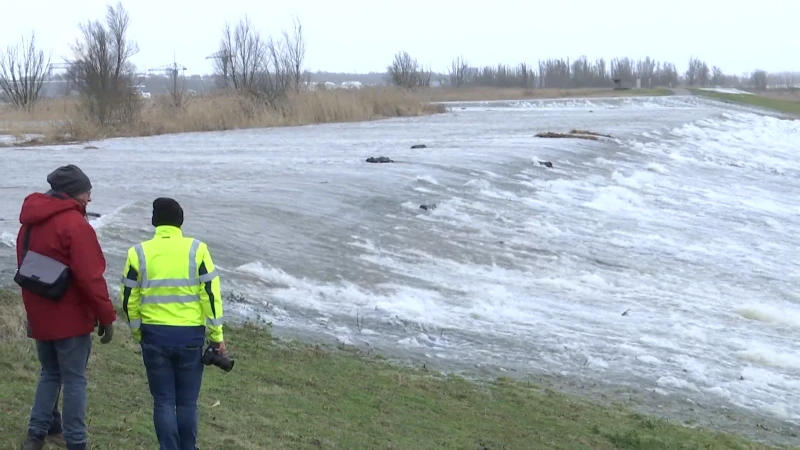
top-left (120, 226), bottom-right (223, 344)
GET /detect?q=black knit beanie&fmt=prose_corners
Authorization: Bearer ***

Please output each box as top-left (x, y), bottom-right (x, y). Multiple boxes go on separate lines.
top-left (152, 197), bottom-right (184, 228)
top-left (46, 165), bottom-right (92, 197)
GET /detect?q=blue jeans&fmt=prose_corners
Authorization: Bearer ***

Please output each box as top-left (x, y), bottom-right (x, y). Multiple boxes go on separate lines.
top-left (28, 334), bottom-right (92, 447)
top-left (141, 343), bottom-right (205, 450)
top-left (48, 388), bottom-right (62, 434)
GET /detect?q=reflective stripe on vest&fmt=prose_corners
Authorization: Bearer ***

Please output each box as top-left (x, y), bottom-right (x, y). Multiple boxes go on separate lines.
top-left (122, 239), bottom-right (217, 294)
top-left (124, 238), bottom-right (217, 305)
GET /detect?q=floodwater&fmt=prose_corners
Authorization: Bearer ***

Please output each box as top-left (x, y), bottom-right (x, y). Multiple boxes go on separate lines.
top-left (2, 94), bottom-right (799, 445)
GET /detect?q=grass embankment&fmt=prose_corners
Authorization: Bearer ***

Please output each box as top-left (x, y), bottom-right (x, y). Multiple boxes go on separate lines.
top-left (691, 88), bottom-right (800, 116)
top-left (0, 287), bottom-right (788, 449)
top-left (0, 86), bottom-right (673, 147)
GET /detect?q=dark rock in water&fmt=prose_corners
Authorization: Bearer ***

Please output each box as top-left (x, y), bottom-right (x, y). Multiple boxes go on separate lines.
top-left (84, 145), bottom-right (99, 150)
top-left (411, 144), bottom-right (427, 149)
top-left (535, 129), bottom-right (613, 141)
top-left (366, 156), bottom-right (394, 163)
top-left (419, 203), bottom-right (437, 211)
top-left (86, 212), bottom-right (102, 218)
top-left (538, 161), bottom-right (554, 168)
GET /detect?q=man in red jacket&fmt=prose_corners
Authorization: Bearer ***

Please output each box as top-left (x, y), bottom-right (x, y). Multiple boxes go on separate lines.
top-left (16, 165), bottom-right (117, 450)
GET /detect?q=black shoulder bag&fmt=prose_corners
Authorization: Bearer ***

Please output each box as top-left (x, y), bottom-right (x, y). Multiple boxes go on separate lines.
top-left (13, 224), bottom-right (72, 301)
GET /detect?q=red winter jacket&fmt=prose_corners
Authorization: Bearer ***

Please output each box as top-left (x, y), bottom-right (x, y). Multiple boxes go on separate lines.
top-left (15, 192), bottom-right (116, 341)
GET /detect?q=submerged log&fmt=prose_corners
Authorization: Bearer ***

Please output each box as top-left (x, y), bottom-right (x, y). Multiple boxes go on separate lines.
top-left (535, 129), bottom-right (615, 141)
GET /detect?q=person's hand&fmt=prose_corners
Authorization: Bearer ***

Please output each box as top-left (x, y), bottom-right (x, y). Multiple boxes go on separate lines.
top-left (98, 323), bottom-right (114, 344)
top-left (214, 341), bottom-right (227, 355)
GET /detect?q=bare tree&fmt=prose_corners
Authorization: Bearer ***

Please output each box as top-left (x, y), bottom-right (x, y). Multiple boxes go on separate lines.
top-left (685, 57), bottom-right (710, 87)
top-left (214, 16), bottom-right (267, 94)
top-left (66, 1), bottom-right (142, 126)
top-left (710, 66), bottom-right (725, 86)
top-left (265, 34), bottom-right (289, 95)
top-left (448, 55), bottom-right (469, 88)
top-left (387, 51), bottom-right (430, 88)
top-left (281, 16), bottom-right (306, 92)
top-left (751, 70), bottom-right (768, 90)
top-left (0, 32), bottom-right (52, 111)
top-left (212, 15), bottom-right (308, 101)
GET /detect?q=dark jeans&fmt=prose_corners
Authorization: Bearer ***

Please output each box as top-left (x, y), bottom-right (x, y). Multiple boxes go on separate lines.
top-left (28, 334), bottom-right (92, 446)
top-left (48, 388), bottom-right (62, 434)
top-left (141, 343), bottom-right (205, 450)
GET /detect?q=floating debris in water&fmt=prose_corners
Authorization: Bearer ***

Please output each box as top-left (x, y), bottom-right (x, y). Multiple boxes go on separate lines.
top-left (535, 129), bottom-right (614, 141)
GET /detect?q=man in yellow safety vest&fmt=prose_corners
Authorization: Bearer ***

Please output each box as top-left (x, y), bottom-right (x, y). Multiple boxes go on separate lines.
top-left (120, 197), bottom-right (225, 449)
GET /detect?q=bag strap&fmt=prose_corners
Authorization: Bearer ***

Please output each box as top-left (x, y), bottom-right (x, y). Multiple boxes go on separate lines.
top-left (22, 224), bottom-right (32, 253)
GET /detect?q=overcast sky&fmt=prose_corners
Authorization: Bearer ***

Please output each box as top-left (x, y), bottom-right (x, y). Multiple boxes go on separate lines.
top-left (1, 0), bottom-right (798, 76)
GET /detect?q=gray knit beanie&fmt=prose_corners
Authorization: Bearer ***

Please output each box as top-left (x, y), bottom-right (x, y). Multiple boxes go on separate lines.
top-left (46, 165), bottom-right (92, 197)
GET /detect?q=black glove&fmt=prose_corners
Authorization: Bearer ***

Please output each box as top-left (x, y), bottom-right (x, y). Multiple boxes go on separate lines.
top-left (98, 323), bottom-right (114, 344)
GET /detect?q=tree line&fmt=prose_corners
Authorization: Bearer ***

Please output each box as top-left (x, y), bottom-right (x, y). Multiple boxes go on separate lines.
top-left (387, 51), bottom-right (793, 91)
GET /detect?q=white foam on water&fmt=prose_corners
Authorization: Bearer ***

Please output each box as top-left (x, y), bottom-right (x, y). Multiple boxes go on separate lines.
top-left (305, 108), bottom-right (800, 424)
top-left (415, 174), bottom-right (439, 185)
top-left (88, 203), bottom-right (134, 230)
top-left (734, 303), bottom-right (800, 329)
top-left (0, 231), bottom-right (15, 248)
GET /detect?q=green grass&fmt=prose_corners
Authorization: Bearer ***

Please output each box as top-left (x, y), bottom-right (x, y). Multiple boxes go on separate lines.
top-left (691, 89), bottom-right (800, 115)
top-left (623, 88), bottom-right (673, 97)
top-left (0, 287), bottom-right (792, 449)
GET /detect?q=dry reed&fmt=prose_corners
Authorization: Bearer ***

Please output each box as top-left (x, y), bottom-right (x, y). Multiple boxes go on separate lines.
top-left (0, 87), bottom-right (447, 144)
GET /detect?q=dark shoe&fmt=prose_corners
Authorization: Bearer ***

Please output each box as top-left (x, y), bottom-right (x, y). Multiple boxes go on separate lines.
top-left (65, 443), bottom-right (86, 450)
top-left (45, 432), bottom-right (67, 446)
top-left (20, 435), bottom-right (45, 450)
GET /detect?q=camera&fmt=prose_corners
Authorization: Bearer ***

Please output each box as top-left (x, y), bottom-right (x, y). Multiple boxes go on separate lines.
top-left (202, 344), bottom-right (235, 372)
